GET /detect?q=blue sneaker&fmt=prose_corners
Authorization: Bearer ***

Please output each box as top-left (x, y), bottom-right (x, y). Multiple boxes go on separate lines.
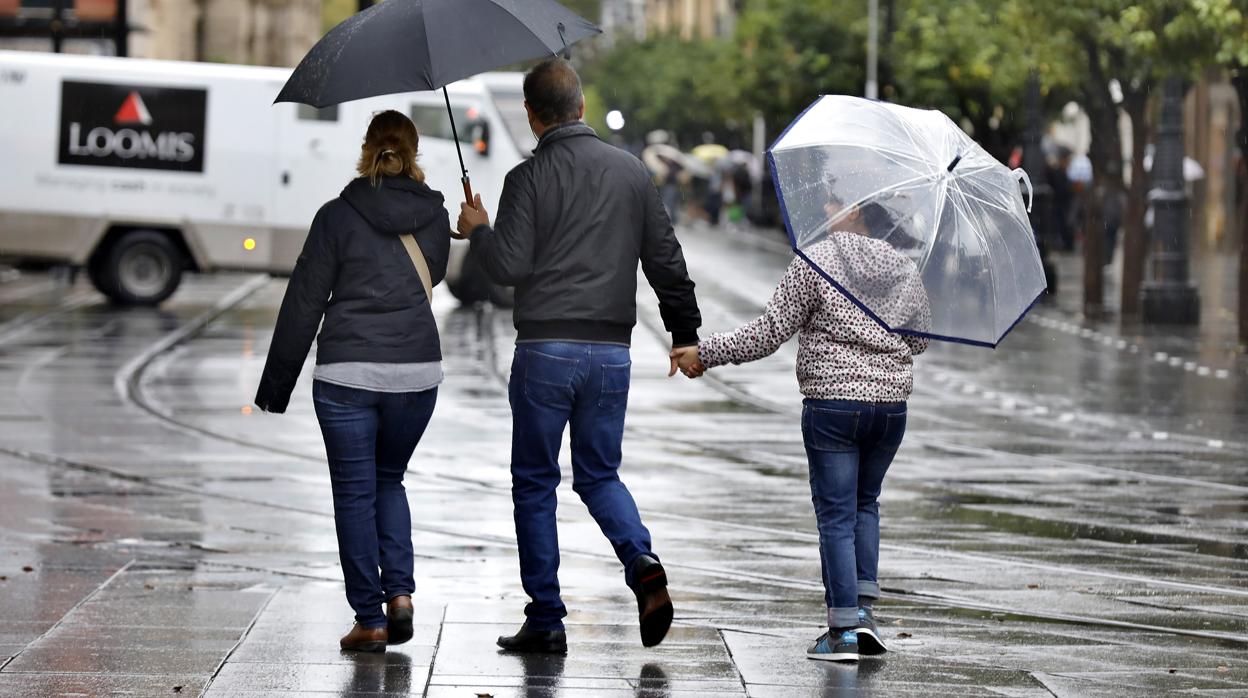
top-left (806, 629), bottom-right (859, 662)
top-left (855, 606), bottom-right (888, 655)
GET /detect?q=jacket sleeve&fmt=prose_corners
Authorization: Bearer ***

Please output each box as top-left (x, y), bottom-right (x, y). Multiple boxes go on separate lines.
top-left (414, 208), bottom-right (452, 287)
top-left (698, 256), bottom-right (817, 368)
top-left (639, 174), bottom-right (702, 347)
top-left (254, 207), bottom-right (337, 413)
top-left (470, 168), bottom-right (536, 286)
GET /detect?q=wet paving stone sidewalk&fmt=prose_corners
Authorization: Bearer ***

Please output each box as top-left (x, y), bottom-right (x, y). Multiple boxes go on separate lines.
top-left (0, 227), bottom-right (1246, 696)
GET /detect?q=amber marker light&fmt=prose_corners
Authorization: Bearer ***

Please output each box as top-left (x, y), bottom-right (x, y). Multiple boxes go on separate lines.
top-left (241, 405), bottom-right (253, 415)
top-left (243, 238), bottom-right (257, 251)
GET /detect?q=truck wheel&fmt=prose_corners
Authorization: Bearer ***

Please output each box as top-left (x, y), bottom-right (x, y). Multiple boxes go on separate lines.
top-left (102, 231), bottom-right (184, 306)
top-left (86, 253), bottom-right (117, 298)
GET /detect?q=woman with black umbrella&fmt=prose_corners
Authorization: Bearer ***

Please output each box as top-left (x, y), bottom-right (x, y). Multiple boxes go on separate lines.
top-left (255, 110), bottom-right (451, 652)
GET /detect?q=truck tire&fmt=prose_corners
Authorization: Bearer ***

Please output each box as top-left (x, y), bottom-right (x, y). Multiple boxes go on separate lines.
top-left (101, 231), bottom-right (184, 306)
top-left (86, 253), bottom-right (117, 298)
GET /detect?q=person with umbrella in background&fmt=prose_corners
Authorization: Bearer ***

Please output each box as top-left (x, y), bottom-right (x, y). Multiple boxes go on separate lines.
top-left (456, 58), bottom-right (702, 654)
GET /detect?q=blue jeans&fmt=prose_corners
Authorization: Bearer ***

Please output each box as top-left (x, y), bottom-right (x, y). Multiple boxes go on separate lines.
top-left (802, 398), bottom-right (906, 629)
top-left (312, 380), bottom-right (437, 628)
top-left (509, 342), bottom-right (655, 631)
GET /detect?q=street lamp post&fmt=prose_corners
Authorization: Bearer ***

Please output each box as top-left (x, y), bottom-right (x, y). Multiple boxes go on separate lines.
top-left (1022, 74), bottom-right (1056, 294)
top-left (1141, 76), bottom-right (1200, 324)
top-left (865, 0), bottom-right (878, 100)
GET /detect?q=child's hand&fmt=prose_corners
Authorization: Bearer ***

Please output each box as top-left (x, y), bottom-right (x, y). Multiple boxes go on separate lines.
top-left (669, 347), bottom-right (706, 379)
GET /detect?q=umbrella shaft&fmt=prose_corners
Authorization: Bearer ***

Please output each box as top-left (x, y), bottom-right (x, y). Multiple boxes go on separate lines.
top-left (443, 87), bottom-right (468, 178)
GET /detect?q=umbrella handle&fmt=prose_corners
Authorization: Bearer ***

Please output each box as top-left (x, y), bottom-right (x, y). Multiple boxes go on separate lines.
top-left (1013, 168), bottom-right (1034, 213)
top-left (462, 176), bottom-right (474, 206)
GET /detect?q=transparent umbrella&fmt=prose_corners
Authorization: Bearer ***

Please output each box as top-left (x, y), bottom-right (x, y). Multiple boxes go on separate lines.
top-left (769, 95), bottom-right (1045, 347)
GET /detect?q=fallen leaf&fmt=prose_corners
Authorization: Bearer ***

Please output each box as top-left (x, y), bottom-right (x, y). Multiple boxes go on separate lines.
top-left (896, 632), bottom-right (913, 639)
top-left (172, 686), bottom-right (183, 693)
top-left (21, 566), bottom-right (33, 573)
top-left (1026, 583), bottom-right (1040, 589)
top-left (0, 576), bottom-right (7, 581)
top-left (1218, 666), bottom-right (1230, 673)
top-left (1168, 669), bottom-right (1177, 674)
top-left (474, 694), bottom-right (493, 698)
top-left (891, 618), bottom-right (904, 625)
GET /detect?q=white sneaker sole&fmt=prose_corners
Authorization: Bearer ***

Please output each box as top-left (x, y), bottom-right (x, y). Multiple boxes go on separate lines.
top-left (806, 651), bottom-right (859, 662)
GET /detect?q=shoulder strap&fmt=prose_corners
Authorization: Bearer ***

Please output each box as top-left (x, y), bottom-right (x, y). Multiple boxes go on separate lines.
top-left (399, 234), bottom-right (434, 303)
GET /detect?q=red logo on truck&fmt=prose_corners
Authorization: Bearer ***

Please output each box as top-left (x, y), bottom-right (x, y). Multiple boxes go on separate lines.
top-left (113, 91), bottom-right (153, 126)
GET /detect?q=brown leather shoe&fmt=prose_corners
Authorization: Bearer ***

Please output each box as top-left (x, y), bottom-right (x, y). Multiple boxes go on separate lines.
top-left (387, 595), bottom-right (414, 645)
top-left (340, 623), bottom-right (387, 652)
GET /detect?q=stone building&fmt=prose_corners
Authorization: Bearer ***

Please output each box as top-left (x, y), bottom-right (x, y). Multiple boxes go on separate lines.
top-left (0, 0), bottom-right (320, 67)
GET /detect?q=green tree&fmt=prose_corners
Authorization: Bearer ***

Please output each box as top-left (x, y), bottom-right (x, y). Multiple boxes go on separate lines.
top-left (585, 37), bottom-right (743, 144)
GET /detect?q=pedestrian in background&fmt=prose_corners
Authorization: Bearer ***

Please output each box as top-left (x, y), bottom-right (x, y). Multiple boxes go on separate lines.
top-left (255, 110), bottom-right (450, 652)
top-left (673, 199), bottom-right (928, 663)
top-left (456, 57), bottom-right (701, 655)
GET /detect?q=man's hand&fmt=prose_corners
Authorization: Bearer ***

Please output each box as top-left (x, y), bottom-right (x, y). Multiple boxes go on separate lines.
top-left (668, 346), bottom-right (705, 379)
top-left (456, 194), bottom-right (490, 239)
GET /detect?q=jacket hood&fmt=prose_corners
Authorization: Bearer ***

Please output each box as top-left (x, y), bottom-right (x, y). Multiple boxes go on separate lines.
top-left (341, 176), bottom-right (445, 235)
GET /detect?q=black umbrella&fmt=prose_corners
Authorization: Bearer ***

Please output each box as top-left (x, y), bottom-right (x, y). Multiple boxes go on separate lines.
top-left (275, 0), bottom-right (600, 203)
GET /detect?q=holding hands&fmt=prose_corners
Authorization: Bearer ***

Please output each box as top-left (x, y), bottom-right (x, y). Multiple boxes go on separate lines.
top-left (668, 346), bottom-right (705, 379)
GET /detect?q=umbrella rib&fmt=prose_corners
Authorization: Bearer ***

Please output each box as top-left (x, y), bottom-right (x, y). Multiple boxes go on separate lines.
top-left (484, 0), bottom-right (563, 62)
top-left (947, 185), bottom-right (1000, 331)
top-left (947, 180), bottom-right (1016, 215)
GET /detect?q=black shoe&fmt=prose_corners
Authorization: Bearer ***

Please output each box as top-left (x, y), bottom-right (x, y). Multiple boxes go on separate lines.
top-left (854, 606), bottom-right (888, 655)
top-left (496, 622), bottom-right (568, 655)
top-left (630, 555), bottom-right (674, 648)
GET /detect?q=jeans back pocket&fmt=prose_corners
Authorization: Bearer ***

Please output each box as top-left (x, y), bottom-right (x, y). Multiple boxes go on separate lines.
top-left (523, 350), bottom-right (578, 407)
top-left (802, 406), bottom-right (861, 452)
top-left (597, 361), bottom-right (632, 411)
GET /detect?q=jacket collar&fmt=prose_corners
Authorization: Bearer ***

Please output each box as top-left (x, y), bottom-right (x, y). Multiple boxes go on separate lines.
top-left (534, 121), bottom-right (597, 153)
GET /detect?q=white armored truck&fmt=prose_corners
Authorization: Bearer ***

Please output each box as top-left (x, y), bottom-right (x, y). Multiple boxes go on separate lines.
top-left (0, 50), bottom-right (532, 304)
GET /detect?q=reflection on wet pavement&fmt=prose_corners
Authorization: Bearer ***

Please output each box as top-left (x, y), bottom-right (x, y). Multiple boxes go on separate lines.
top-left (0, 226), bottom-right (1245, 695)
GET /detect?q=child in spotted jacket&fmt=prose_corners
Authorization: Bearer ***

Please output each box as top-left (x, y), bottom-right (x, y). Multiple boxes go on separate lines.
top-left (684, 202), bottom-right (929, 663)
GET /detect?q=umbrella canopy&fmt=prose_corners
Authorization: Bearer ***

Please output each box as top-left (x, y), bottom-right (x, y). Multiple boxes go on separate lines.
top-left (275, 0), bottom-right (599, 202)
top-left (691, 143), bottom-right (729, 164)
top-left (769, 95), bottom-right (1045, 347)
top-left (276, 0), bottom-right (599, 107)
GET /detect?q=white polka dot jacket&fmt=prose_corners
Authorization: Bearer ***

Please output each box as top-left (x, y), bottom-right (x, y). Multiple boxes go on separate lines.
top-left (698, 234), bottom-right (930, 402)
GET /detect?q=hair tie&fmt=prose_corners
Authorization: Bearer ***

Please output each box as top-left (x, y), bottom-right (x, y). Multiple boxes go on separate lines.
top-left (381, 148), bottom-right (396, 156)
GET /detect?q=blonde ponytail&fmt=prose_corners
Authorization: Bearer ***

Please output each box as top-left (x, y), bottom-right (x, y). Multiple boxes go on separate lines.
top-left (357, 111), bottom-right (426, 186)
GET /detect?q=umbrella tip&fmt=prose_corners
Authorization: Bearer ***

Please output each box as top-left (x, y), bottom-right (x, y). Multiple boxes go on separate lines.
top-left (946, 154), bottom-right (963, 172)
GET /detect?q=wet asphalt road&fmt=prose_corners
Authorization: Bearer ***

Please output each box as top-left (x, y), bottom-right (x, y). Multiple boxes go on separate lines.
top-left (0, 225), bottom-right (1245, 697)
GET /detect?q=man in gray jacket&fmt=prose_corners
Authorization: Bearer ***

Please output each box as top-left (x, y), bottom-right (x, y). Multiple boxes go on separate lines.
top-left (456, 57), bottom-right (700, 654)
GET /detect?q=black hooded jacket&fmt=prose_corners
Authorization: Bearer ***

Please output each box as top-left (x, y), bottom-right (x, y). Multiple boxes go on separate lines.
top-left (254, 176), bottom-right (451, 413)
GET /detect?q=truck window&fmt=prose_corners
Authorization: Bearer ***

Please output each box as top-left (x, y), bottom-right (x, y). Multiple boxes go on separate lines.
top-left (489, 89), bottom-right (536, 154)
top-left (297, 104), bottom-right (339, 122)
top-left (411, 103), bottom-right (478, 143)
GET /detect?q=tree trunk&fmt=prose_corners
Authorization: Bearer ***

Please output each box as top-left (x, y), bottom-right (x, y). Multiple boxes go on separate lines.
top-left (1083, 181), bottom-right (1106, 317)
top-left (1121, 89), bottom-right (1151, 321)
top-left (1078, 38), bottom-right (1122, 318)
top-left (1232, 69), bottom-right (1248, 347)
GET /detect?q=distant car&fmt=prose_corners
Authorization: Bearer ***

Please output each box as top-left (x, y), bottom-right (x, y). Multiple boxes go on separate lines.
top-left (0, 50), bottom-right (529, 305)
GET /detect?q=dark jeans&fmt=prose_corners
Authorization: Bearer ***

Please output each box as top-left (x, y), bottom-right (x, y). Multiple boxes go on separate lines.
top-left (509, 342), bottom-right (654, 631)
top-left (802, 398), bottom-right (906, 629)
top-left (312, 380), bottom-right (437, 628)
